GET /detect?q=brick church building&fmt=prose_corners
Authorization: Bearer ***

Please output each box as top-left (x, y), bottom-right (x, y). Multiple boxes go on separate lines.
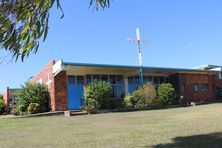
top-left (3, 59), bottom-right (222, 113)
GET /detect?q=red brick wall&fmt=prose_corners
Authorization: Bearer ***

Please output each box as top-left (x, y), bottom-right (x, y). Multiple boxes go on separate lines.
top-left (169, 74), bottom-right (180, 97)
top-left (209, 74), bottom-right (222, 101)
top-left (170, 73), bottom-right (215, 102)
top-left (29, 60), bottom-right (55, 110)
top-left (30, 60), bottom-right (55, 84)
top-left (3, 87), bottom-right (9, 114)
top-left (53, 71), bottom-right (68, 111)
top-left (30, 60), bottom-right (68, 111)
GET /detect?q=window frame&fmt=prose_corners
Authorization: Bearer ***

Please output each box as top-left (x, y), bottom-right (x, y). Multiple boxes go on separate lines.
top-left (193, 84), bottom-right (199, 92)
top-left (201, 83), bottom-right (208, 92)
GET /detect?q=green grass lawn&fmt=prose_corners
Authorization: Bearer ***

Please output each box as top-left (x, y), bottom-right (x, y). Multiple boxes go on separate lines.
top-left (1, 104), bottom-right (222, 148)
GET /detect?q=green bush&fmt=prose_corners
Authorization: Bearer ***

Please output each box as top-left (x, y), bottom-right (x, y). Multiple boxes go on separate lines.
top-left (13, 83), bottom-right (49, 115)
top-left (84, 81), bottom-right (112, 113)
top-left (157, 83), bottom-right (177, 105)
top-left (0, 94), bottom-right (5, 115)
top-left (12, 106), bottom-right (22, 115)
top-left (28, 103), bottom-right (41, 114)
top-left (123, 95), bottom-right (134, 108)
top-left (123, 83), bottom-right (157, 109)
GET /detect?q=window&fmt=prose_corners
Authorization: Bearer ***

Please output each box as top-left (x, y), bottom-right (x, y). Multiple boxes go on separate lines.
top-left (69, 76), bottom-right (84, 85)
top-left (201, 83), bottom-right (208, 92)
top-left (93, 75), bottom-right (101, 82)
top-left (218, 72), bottom-right (222, 79)
top-left (159, 76), bottom-right (165, 84)
top-left (101, 75), bottom-right (109, 82)
top-left (86, 75), bottom-right (92, 84)
top-left (68, 76), bottom-right (75, 84)
top-left (128, 77), bottom-right (134, 84)
top-left (109, 75), bottom-right (116, 84)
top-left (109, 75), bottom-right (124, 98)
top-left (77, 76), bottom-right (84, 84)
top-left (117, 85), bottom-right (124, 97)
top-left (165, 77), bottom-right (169, 83)
top-left (193, 84), bottom-right (199, 92)
top-left (147, 76), bottom-right (153, 83)
top-left (181, 84), bottom-right (185, 92)
top-left (134, 76), bottom-right (140, 85)
top-left (117, 75), bottom-right (124, 84)
top-left (154, 76), bottom-right (159, 84)
top-left (143, 76), bottom-right (147, 84)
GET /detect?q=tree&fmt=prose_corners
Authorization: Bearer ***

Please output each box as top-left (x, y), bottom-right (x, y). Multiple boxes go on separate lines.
top-left (0, 0), bottom-right (110, 61)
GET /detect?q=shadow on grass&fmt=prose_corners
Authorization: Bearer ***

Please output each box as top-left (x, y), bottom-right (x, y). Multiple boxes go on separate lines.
top-left (150, 132), bottom-right (222, 148)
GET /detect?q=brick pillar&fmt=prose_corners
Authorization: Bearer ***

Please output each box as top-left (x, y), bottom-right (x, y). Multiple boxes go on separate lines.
top-left (3, 87), bottom-right (10, 114)
top-left (208, 74), bottom-right (213, 102)
top-left (53, 71), bottom-right (68, 111)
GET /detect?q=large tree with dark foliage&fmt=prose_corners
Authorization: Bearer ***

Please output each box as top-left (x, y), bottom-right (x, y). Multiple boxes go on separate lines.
top-left (0, 0), bottom-right (110, 61)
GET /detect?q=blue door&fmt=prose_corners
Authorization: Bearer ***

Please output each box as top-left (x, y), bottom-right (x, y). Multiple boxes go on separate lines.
top-left (68, 76), bottom-right (84, 110)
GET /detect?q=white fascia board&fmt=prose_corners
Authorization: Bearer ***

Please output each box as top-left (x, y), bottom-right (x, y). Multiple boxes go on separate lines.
top-left (53, 59), bottom-right (63, 75)
top-left (209, 67), bottom-right (222, 72)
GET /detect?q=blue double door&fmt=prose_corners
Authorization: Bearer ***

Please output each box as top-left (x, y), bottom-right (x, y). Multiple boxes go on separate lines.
top-left (68, 76), bottom-right (84, 110)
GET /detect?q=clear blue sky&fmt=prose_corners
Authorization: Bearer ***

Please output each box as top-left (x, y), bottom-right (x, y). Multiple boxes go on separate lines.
top-left (0, 0), bottom-right (222, 93)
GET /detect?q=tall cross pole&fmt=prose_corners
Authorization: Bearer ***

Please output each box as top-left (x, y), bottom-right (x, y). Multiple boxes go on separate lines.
top-left (128, 28), bottom-right (147, 86)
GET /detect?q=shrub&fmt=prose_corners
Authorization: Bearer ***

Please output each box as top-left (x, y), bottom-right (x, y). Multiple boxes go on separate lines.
top-left (12, 106), bottom-right (22, 115)
top-left (13, 83), bottom-right (49, 115)
top-left (157, 83), bottom-right (177, 105)
top-left (123, 83), bottom-right (157, 109)
top-left (0, 94), bottom-right (5, 115)
top-left (84, 81), bottom-right (112, 113)
top-left (142, 83), bottom-right (157, 104)
top-left (123, 95), bottom-right (133, 108)
top-left (133, 83), bottom-right (157, 108)
top-left (131, 87), bottom-right (143, 106)
top-left (28, 103), bottom-right (41, 114)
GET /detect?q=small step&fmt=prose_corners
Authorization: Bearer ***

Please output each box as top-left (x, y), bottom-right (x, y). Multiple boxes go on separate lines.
top-left (69, 110), bottom-right (82, 112)
top-left (70, 110), bottom-right (88, 116)
top-left (64, 110), bottom-right (88, 117)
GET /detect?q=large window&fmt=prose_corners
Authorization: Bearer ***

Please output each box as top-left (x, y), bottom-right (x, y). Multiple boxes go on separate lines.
top-left (128, 75), bottom-right (169, 93)
top-left (110, 75), bottom-right (124, 98)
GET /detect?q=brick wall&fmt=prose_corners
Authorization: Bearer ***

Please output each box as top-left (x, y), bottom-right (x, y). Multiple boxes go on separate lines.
top-left (30, 60), bottom-right (68, 111)
top-left (29, 60), bottom-right (55, 110)
top-left (209, 74), bottom-right (222, 101)
top-left (170, 73), bottom-right (215, 102)
top-left (30, 60), bottom-right (55, 84)
top-left (53, 71), bottom-right (68, 111)
top-left (3, 87), bottom-right (9, 114)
